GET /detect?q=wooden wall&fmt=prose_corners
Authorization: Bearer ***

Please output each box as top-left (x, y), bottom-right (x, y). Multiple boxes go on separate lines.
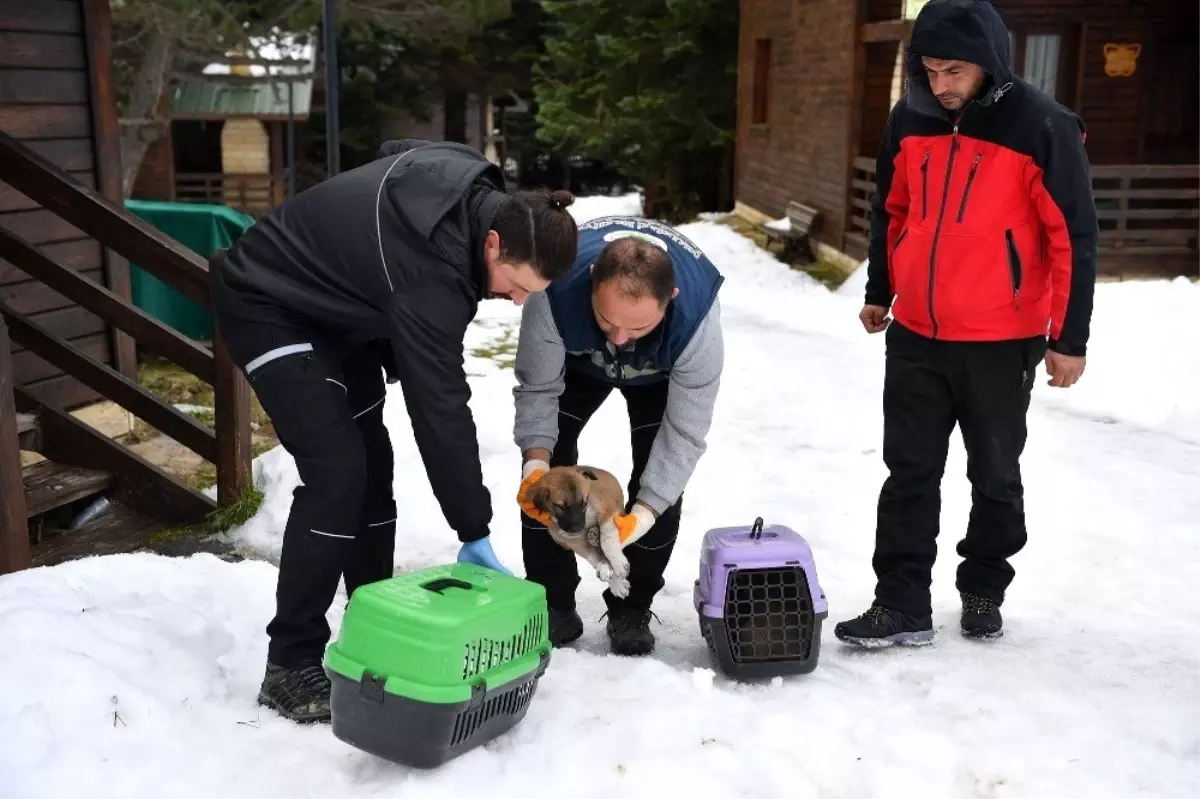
top-left (993, 0), bottom-right (1199, 165)
top-left (0, 0), bottom-right (132, 409)
top-left (734, 0), bottom-right (864, 248)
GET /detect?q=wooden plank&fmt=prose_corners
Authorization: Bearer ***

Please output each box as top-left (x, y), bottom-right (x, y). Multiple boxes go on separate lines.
top-left (1095, 208), bottom-right (1199, 220)
top-left (81, 0), bottom-right (136, 382)
top-left (1092, 188), bottom-right (1199, 200)
top-left (21, 372), bottom-right (99, 412)
top-left (0, 172), bottom-right (94, 213)
top-left (2, 271), bottom-right (105, 320)
top-left (1090, 164), bottom-right (1200, 179)
top-left (1, 239), bottom-right (102, 285)
top-left (0, 209), bottom-right (87, 245)
top-left (1, 305), bottom-right (218, 463)
top-left (0, 317), bottom-right (31, 573)
top-left (17, 412), bottom-right (38, 451)
top-left (25, 139), bottom-right (94, 172)
top-left (0, 105), bottom-right (91, 140)
top-left (0, 2), bottom-right (84, 34)
top-left (32, 501), bottom-right (165, 568)
top-left (1098, 229), bottom-right (1197, 243)
top-left (860, 19), bottom-right (913, 44)
top-left (0, 132), bottom-right (212, 308)
top-left (0, 228), bottom-right (214, 381)
top-left (214, 326), bottom-right (252, 506)
top-left (22, 459), bottom-right (115, 517)
top-left (0, 32), bottom-right (86, 69)
top-left (10, 332), bottom-right (108, 384)
top-left (14, 386), bottom-right (215, 523)
top-left (8, 305), bottom-right (107, 354)
top-left (0, 70), bottom-right (89, 105)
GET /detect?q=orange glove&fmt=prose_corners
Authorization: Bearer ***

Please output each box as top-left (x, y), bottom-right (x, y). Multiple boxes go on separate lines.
top-left (517, 459), bottom-right (553, 527)
top-left (614, 503), bottom-right (657, 545)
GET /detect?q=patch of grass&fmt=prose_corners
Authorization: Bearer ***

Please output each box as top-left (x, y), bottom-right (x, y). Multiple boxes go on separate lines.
top-left (470, 328), bottom-right (518, 369)
top-left (719, 214), bottom-right (854, 290)
top-left (139, 358), bottom-right (214, 407)
top-left (206, 485), bottom-right (266, 534)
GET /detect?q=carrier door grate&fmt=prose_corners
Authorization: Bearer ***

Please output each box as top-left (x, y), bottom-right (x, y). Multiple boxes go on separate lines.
top-left (722, 566), bottom-right (815, 662)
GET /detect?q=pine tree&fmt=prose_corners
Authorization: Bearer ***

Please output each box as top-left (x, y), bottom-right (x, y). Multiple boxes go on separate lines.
top-left (533, 0), bottom-right (738, 220)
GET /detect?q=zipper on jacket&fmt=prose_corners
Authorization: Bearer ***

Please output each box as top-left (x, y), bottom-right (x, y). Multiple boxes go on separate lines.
top-left (926, 124), bottom-right (960, 338)
top-left (892, 228), bottom-right (908, 255)
top-left (1005, 228), bottom-right (1023, 310)
top-left (956, 153), bottom-right (982, 223)
top-left (920, 151), bottom-right (930, 219)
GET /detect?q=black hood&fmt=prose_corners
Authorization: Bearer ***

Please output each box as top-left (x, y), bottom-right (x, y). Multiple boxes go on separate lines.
top-left (906, 0), bottom-right (1013, 112)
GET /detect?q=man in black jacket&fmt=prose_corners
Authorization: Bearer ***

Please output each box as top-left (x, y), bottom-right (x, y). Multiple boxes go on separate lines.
top-left (212, 139), bottom-right (578, 722)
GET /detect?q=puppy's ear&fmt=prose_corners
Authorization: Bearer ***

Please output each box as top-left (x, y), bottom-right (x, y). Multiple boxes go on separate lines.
top-left (579, 468), bottom-right (598, 481)
top-left (527, 482), bottom-right (552, 513)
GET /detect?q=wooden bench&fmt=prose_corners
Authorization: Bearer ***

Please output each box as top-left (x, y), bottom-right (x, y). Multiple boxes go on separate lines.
top-left (760, 201), bottom-right (820, 262)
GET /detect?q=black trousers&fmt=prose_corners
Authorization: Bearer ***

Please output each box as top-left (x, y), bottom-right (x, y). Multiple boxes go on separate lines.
top-left (521, 372), bottom-right (681, 615)
top-left (873, 321), bottom-right (1048, 617)
top-left (217, 311), bottom-right (396, 668)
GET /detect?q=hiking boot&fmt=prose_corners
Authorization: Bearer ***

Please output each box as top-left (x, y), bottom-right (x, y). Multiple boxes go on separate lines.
top-left (258, 660), bottom-right (331, 723)
top-left (834, 604), bottom-right (934, 648)
top-left (604, 607), bottom-right (656, 656)
top-left (548, 606), bottom-right (584, 647)
top-left (960, 592), bottom-right (1003, 639)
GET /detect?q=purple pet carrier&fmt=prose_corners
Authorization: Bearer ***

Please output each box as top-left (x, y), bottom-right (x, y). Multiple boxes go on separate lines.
top-left (693, 517), bottom-right (827, 679)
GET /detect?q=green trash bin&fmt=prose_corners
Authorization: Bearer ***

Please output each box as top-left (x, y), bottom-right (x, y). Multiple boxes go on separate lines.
top-left (123, 200), bottom-right (257, 341)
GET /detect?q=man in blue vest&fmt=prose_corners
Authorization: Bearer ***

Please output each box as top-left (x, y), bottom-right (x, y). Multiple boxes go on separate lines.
top-left (513, 215), bottom-right (725, 655)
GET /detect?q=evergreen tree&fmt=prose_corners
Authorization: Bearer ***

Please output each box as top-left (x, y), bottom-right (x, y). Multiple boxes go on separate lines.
top-left (533, 0), bottom-right (738, 220)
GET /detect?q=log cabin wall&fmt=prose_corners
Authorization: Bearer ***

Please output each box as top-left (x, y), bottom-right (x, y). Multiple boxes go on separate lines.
top-left (0, 0), bottom-right (133, 410)
top-left (734, 0), bottom-right (870, 248)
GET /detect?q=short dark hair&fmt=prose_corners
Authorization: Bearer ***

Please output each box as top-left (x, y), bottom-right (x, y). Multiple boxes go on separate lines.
top-left (490, 188), bottom-right (579, 281)
top-left (591, 237), bottom-right (675, 305)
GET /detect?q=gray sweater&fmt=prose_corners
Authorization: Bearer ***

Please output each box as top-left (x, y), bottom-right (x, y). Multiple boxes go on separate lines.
top-left (512, 291), bottom-right (723, 513)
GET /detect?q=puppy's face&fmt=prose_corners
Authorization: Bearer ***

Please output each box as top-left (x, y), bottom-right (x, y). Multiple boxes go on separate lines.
top-left (526, 467), bottom-right (603, 534)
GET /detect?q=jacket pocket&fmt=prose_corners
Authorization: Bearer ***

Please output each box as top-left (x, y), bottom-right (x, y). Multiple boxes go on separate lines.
top-left (920, 151), bottom-right (930, 219)
top-left (956, 153), bottom-right (982, 224)
top-left (1005, 228), bottom-right (1023, 303)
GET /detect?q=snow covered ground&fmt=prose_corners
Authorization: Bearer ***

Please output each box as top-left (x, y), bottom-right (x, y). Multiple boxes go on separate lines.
top-left (2, 193), bottom-right (1197, 799)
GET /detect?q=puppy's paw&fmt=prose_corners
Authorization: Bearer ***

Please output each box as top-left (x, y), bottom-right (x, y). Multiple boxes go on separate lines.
top-left (608, 576), bottom-right (631, 599)
top-left (609, 552), bottom-right (630, 580)
top-left (595, 561), bottom-right (614, 582)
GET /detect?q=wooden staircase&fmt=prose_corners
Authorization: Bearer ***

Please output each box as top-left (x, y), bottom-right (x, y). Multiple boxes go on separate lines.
top-left (0, 131), bottom-right (252, 575)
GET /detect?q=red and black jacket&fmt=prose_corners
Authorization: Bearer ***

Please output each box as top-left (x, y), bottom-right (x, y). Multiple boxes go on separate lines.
top-left (864, 0), bottom-right (1098, 356)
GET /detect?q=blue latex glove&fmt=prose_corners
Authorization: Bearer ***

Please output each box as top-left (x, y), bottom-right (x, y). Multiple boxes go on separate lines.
top-left (457, 536), bottom-right (513, 576)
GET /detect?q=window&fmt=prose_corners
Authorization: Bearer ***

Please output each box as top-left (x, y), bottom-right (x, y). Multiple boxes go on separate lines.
top-left (1007, 26), bottom-right (1081, 106)
top-left (752, 38), bottom-right (771, 125)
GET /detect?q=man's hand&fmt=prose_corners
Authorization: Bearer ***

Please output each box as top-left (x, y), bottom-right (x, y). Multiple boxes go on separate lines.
top-left (613, 502), bottom-right (658, 546)
top-left (859, 304), bottom-right (891, 334)
top-left (517, 456), bottom-right (553, 526)
top-left (1044, 351), bottom-right (1086, 388)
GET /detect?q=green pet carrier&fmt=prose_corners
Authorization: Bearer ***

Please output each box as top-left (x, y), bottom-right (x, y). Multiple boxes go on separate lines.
top-left (323, 563), bottom-right (552, 769)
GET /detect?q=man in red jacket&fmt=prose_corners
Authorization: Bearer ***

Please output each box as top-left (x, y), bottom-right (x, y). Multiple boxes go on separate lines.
top-left (835, 0), bottom-right (1098, 648)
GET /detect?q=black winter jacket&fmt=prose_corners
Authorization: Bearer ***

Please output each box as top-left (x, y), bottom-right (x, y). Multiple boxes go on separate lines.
top-left (216, 139), bottom-right (509, 543)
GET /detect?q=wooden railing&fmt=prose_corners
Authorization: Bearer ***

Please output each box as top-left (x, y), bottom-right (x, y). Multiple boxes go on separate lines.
top-left (0, 130), bottom-right (252, 572)
top-left (175, 172), bottom-right (280, 217)
top-left (845, 158), bottom-right (1199, 258)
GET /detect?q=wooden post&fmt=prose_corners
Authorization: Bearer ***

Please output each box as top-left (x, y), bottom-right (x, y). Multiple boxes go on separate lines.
top-left (0, 317), bottom-right (32, 575)
top-left (208, 254), bottom-right (251, 506)
top-left (82, 0), bottom-right (138, 381)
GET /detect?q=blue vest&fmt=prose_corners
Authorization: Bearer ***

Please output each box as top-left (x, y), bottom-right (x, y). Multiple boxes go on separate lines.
top-left (545, 216), bottom-right (723, 386)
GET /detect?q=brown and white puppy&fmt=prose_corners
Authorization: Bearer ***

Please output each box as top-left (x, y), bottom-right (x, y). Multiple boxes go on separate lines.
top-left (525, 465), bottom-right (631, 597)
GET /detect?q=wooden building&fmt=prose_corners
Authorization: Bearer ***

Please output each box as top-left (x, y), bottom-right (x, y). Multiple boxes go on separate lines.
top-left (734, 0), bottom-right (1199, 276)
top-left (0, 0), bottom-right (251, 573)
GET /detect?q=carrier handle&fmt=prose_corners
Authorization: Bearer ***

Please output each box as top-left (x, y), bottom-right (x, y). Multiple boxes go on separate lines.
top-left (750, 516), bottom-right (764, 540)
top-left (421, 577), bottom-right (475, 595)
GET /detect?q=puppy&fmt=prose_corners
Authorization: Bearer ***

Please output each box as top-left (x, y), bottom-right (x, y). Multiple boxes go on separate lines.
top-left (524, 465), bottom-right (631, 598)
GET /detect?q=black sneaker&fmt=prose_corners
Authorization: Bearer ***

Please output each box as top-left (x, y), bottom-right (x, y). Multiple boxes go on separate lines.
top-left (834, 604), bottom-right (934, 648)
top-left (960, 592), bottom-right (1003, 639)
top-left (258, 661), bottom-right (332, 723)
top-left (604, 607), bottom-right (657, 656)
top-left (548, 607), bottom-right (584, 647)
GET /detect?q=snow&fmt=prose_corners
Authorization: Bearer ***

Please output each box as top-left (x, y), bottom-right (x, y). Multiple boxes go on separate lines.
top-left (2, 194), bottom-right (1198, 799)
